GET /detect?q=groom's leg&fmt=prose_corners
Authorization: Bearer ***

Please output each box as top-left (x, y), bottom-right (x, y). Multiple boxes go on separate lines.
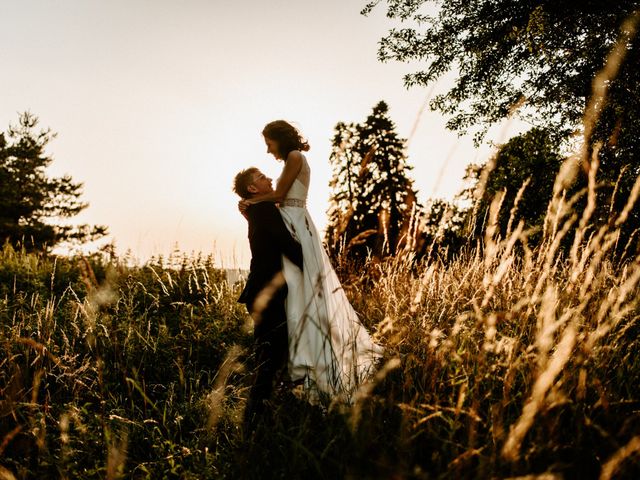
top-left (244, 322), bottom-right (273, 433)
top-left (243, 293), bottom-right (288, 433)
top-left (260, 287), bottom-right (290, 385)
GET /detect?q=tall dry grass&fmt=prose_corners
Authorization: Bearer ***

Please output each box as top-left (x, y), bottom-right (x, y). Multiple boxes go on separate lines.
top-left (1, 180), bottom-right (639, 478)
top-left (0, 248), bottom-right (250, 479)
top-left (345, 208), bottom-right (640, 477)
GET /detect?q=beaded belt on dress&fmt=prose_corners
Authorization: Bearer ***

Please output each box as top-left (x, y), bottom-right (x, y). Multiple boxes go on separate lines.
top-left (282, 198), bottom-right (306, 208)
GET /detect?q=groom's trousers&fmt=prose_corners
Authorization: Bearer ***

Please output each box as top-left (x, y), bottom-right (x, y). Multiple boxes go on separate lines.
top-left (243, 287), bottom-right (289, 433)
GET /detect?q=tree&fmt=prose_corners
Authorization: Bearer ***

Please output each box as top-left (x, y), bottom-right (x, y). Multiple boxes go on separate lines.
top-left (326, 101), bottom-right (419, 261)
top-left (0, 112), bottom-right (107, 251)
top-left (363, 0), bottom-right (638, 140)
top-left (326, 121), bottom-right (362, 258)
top-left (364, 1), bottom-right (640, 252)
top-left (462, 128), bottom-right (563, 243)
top-left (415, 198), bottom-right (467, 260)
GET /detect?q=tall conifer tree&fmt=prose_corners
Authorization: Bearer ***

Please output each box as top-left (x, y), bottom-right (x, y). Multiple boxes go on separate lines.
top-left (326, 101), bottom-right (419, 261)
top-left (0, 112), bottom-right (107, 251)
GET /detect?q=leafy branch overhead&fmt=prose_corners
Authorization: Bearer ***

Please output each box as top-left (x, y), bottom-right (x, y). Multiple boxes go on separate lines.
top-left (363, 0), bottom-right (640, 143)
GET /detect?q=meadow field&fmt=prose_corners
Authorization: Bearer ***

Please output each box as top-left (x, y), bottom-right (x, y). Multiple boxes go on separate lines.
top-left (1, 183), bottom-right (639, 479)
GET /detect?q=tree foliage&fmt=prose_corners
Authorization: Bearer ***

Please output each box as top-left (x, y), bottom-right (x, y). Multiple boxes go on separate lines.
top-left (0, 112), bottom-right (107, 251)
top-left (326, 101), bottom-right (419, 261)
top-left (462, 128), bottom-right (563, 242)
top-left (413, 198), bottom-right (467, 260)
top-left (363, 0), bottom-right (639, 140)
top-left (365, 0), bottom-right (640, 254)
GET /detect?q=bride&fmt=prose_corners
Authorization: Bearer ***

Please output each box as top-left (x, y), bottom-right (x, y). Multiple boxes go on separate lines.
top-left (239, 120), bottom-right (383, 402)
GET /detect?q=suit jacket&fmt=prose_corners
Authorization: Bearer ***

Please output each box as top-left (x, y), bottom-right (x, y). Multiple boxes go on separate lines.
top-left (239, 202), bottom-right (303, 311)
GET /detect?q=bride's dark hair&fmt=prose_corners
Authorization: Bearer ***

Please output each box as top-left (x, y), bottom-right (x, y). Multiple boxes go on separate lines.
top-left (262, 120), bottom-right (310, 161)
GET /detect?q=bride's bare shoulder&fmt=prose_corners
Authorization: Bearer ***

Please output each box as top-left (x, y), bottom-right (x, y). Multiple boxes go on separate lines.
top-left (286, 150), bottom-right (304, 163)
top-left (284, 151), bottom-right (304, 173)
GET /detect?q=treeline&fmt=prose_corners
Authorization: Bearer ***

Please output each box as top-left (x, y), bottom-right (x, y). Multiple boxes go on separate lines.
top-left (325, 2), bottom-right (640, 265)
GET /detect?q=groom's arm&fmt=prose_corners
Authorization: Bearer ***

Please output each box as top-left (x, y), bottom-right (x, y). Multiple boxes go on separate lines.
top-left (251, 203), bottom-right (303, 270)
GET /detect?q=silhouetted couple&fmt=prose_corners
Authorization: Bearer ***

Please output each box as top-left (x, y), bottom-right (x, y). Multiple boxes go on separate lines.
top-left (233, 121), bottom-right (383, 435)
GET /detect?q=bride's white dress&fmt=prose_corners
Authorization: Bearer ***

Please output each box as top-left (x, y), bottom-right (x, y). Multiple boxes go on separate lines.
top-left (278, 154), bottom-right (383, 402)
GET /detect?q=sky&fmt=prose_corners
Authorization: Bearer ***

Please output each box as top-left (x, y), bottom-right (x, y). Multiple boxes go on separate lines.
top-left (1, 0), bottom-right (524, 268)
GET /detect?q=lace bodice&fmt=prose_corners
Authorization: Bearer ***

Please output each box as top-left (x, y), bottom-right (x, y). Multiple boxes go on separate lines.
top-left (282, 154), bottom-right (310, 204)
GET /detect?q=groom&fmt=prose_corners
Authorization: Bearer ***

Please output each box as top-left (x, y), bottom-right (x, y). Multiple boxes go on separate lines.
top-left (233, 167), bottom-right (303, 434)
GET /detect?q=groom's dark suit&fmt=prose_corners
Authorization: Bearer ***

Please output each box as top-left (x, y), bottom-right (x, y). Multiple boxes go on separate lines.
top-left (239, 201), bottom-right (303, 432)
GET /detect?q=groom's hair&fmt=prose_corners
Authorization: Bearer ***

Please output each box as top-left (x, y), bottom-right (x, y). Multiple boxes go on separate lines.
top-left (233, 167), bottom-right (259, 199)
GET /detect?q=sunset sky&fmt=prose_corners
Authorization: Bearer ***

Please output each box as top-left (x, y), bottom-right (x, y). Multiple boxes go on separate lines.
top-left (1, 0), bottom-right (524, 267)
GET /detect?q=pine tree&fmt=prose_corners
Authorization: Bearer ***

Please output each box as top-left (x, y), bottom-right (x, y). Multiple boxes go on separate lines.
top-left (0, 112), bottom-right (107, 252)
top-left (326, 121), bottom-right (363, 258)
top-left (326, 101), bottom-right (419, 261)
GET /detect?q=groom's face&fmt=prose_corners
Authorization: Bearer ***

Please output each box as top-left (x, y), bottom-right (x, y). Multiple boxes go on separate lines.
top-left (249, 171), bottom-right (273, 195)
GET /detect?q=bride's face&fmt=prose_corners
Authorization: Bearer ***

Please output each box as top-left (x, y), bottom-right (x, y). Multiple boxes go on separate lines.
top-left (264, 136), bottom-right (282, 160)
